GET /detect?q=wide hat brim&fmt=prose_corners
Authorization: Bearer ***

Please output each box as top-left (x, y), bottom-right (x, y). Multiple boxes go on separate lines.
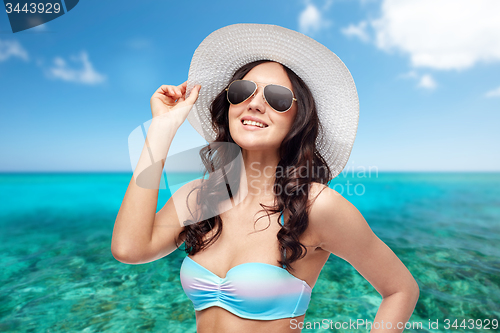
top-left (185, 23), bottom-right (359, 179)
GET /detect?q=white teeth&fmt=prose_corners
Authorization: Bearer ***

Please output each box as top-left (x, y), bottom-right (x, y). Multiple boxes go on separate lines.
top-left (242, 120), bottom-right (267, 128)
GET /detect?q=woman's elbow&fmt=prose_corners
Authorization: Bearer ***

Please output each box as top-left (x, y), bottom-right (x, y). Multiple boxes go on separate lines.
top-left (411, 279), bottom-right (420, 301)
top-left (402, 278), bottom-right (420, 305)
top-left (385, 278), bottom-right (420, 303)
top-left (111, 242), bottom-right (143, 264)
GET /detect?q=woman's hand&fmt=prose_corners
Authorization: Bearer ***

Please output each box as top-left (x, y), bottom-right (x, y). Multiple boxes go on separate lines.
top-left (150, 81), bottom-right (201, 127)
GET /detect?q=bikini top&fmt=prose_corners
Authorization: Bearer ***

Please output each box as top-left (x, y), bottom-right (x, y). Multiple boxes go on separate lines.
top-left (179, 213), bottom-right (312, 320)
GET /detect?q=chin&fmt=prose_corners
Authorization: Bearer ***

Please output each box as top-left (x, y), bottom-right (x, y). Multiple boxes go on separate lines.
top-left (232, 135), bottom-right (279, 152)
top-left (229, 122), bottom-right (280, 151)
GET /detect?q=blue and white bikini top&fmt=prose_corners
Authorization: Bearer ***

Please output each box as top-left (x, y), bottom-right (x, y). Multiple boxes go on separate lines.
top-left (179, 213), bottom-right (312, 320)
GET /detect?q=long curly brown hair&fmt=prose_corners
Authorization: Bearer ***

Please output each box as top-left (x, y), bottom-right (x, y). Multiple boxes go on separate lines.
top-left (175, 60), bottom-right (332, 271)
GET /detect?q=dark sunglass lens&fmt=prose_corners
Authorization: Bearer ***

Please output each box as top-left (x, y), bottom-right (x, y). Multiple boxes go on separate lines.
top-left (227, 80), bottom-right (256, 104)
top-left (264, 85), bottom-right (293, 112)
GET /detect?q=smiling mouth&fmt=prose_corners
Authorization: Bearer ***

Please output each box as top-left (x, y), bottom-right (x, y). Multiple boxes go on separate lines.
top-left (241, 119), bottom-right (269, 128)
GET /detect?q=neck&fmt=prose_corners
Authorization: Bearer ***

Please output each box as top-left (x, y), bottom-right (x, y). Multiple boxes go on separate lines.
top-left (237, 148), bottom-right (280, 202)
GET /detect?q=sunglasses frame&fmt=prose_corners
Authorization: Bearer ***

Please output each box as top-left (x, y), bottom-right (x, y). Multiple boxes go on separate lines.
top-left (225, 79), bottom-right (297, 113)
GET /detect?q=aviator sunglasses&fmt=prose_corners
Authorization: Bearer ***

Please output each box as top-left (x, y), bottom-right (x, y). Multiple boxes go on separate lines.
top-left (225, 80), bottom-right (297, 113)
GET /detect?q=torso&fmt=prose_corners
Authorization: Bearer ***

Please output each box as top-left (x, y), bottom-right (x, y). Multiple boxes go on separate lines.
top-left (186, 192), bottom-right (331, 333)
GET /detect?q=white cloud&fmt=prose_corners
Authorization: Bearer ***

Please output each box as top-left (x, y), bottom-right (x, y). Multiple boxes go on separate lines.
top-left (399, 70), bottom-right (437, 89)
top-left (341, 21), bottom-right (369, 42)
top-left (417, 74), bottom-right (437, 89)
top-left (299, 3), bottom-right (331, 35)
top-left (485, 86), bottom-right (500, 98)
top-left (322, 0), bottom-right (333, 11)
top-left (343, 0), bottom-right (500, 70)
top-left (47, 51), bottom-right (106, 84)
top-left (0, 39), bottom-right (29, 62)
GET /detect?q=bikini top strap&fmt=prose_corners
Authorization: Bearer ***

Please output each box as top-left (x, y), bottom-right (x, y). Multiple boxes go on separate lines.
top-left (280, 211), bottom-right (286, 269)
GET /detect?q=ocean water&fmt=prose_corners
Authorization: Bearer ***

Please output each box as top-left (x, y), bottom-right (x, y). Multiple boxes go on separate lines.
top-left (0, 172), bottom-right (499, 332)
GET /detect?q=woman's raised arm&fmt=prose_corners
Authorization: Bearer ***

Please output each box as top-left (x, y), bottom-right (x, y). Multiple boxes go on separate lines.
top-left (111, 82), bottom-right (200, 264)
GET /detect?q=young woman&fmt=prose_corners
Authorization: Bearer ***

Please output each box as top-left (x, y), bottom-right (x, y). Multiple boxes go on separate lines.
top-left (112, 24), bottom-right (419, 333)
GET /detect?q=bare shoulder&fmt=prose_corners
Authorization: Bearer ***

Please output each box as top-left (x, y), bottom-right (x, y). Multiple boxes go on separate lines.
top-left (307, 183), bottom-right (419, 299)
top-left (307, 182), bottom-right (352, 225)
top-left (307, 182), bottom-right (348, 218)
top-left (307, 182), bottom-right (375, 261)
top-left (165, 177), bottom-right (205, 225)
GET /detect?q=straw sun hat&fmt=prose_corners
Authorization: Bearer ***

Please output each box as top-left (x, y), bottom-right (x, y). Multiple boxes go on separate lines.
top-left (185, 23), bottom-right (359, 179)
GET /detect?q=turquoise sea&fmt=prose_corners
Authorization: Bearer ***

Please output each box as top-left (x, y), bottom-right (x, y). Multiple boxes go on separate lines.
top-left (0, 172), bottom-right (499, 332)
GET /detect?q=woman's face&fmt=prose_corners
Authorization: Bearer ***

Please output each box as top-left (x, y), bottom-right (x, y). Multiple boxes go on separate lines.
top-left (228, 62), bottom-right (297, 153)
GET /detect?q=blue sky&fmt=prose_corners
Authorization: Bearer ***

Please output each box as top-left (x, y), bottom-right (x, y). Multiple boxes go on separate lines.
top-left (0, 0), bottom-right (499, 172)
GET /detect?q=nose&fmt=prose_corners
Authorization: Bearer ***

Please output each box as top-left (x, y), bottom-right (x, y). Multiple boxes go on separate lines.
top-left (247, 85), bottom-right (267, 113)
